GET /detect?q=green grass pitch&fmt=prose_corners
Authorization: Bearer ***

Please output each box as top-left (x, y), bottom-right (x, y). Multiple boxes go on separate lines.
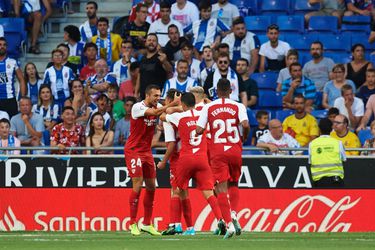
top-left (0, 232), bottom-right (374, 250)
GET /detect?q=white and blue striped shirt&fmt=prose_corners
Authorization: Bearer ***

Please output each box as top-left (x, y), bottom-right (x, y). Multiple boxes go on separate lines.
top-left (111, 57), bottom-right (136, 84)
top-left (43, 66), bottom-right (74, 101)
top-left (162, 76), bottom-right (198, 99)
top-left (0, 57), bottom-right (20, 99)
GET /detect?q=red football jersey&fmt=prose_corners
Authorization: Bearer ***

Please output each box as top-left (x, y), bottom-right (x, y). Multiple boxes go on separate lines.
top-left (125, 101), bottom-right (162, 153)
top-left (166, 109), bottom-right (207, 157)
top-left (163, 121), bottom-right (180, 164)
top-left (197, 98), bottom-right (248, 156)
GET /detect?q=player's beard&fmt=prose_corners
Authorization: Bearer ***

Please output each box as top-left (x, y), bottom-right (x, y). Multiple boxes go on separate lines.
top-left (0, 49), bottom-right (6, 56)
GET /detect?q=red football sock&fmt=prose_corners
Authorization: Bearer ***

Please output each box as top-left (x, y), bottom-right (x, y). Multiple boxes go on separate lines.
top-left (129, 190), bottom-right (141, 225)
top-left (217, 192), bottom-right (232, 224)
top-left (228, 186), bottom-right (239, 212)
top-left (170, 197), bottom-right (181, 224)
top-left (207, 195), bottom-right (222, 221)
top-left (143, 189), bottom-right (155, 226)
top-left (181, 198), bottom-right (193, 227)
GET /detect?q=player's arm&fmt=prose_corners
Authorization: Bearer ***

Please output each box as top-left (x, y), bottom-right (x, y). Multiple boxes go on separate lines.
top-left (144, 93), bottom-right (181, 117)
top-left (196, 105), bottom-right (209, 135)
top-left (157, 122), bottom-right (176, 169)
top-left (238, 104), bottom-right (250, 142)
top-left (16, 67), bottom-right (26, 96)
top-left (241, 120), bottom-right (250, 143)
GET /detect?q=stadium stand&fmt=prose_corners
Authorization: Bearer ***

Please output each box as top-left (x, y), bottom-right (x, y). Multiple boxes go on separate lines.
top-left (308, 16), bottom-right (339, 34)
top-left (251, 72), bottom-right (278, 90)
top-left (0, 18), bottom-right (26, 59)
top-left (292, 0), bottom-right (320, 15)
top-left (358, 129), bottom-right (373, 146)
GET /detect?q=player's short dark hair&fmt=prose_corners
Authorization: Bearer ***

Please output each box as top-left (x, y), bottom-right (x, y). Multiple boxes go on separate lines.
top-left (181, 92), bottom-right (195, 108)
top-left (62, 106), bottom-right (75, 114)
top-left (87, 1), bottom-right (98, 10)
top-left (97, 17), bottom-right (109, 25)
top-left (289, 62), bottom-right (302, 71)
top-left (327, 107), bottom-right (340, 117)
top-left (237, 58), bottom-right (249, 66)
top-left (319, 118), bottom-right (333, 135)
top-left (0, 118), bottom-right (10, 126)
top-left (64, 25), bottom-right (81, 43)
top-left (83, 42), bottom-right (98, 52)
top-left (124, 96), bottom-right (137, 104)
top-left (198, 0), bottom-right (211, 11)
top-left (145, 84), bottom-right (161, 95)
top-left (256, 110), bottom-right (269, 119)
top-left (160, 1), bottom-right (171, 9)
top-left (217, 78), bottom-right (231, 94)
top-left (232, 16), bottom-right (245, 26)
top-left (166, 88), bottom-right (181, 101)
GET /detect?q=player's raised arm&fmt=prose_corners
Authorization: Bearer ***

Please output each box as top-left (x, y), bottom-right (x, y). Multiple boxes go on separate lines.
top-left (144, 91), bottom-right (181, 117)
top-left (196, 104), bottom-right (209, 135)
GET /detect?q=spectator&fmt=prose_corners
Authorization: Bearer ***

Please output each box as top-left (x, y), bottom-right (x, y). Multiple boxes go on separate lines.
top-left (24, 62), bottom-right (43, 106)
top-left (190, 86), bottom-right (205, 108)
top-left (129, 0), bottom-right (160, 24)
top-left (164, 24), bottom-right (189, 64)
top-left (327, 107), bottom-right (340, 122)
top-left (171, 0), bottom-right (199, 29)
top-left (282, 62), bottom-right (316, 110)
top-left (305, 0), bottom-right (342, 24)
top-left (251, 110), bottom-right (269, 146)
top-left (183, 1), bottom-right (229, 53)
top-left (122, 3), bottom-right (150, 53)
top-left (114, 96), bottom-right (136, 146)
top-left (163, 59), bottom-right (198, 99)
top-left (64, 79), bottom-right (92, 128)
top-left (282, 94), bottom-right (319, 147)
top-left (63, 25), bottom-right (85, 66)
top-left (10, 96), bottom-right (44, 146)
top-left (199, 45), bottom-right (216, 85)
top-left (204, 52), bottom-right (246, 105)
top-left (107, 84), bottom-right (125, 122)
top-left (86, 94), bottom-right (112, 135)
top-left (362, 120), bottom-right (375, 155)
top-left (50, 106), bottom-right (85, 154)
top-left (86, 112), bottom-right (114, 154)
top-left (0, 37), bottom-right (26, 118)
top-left (0, 23), bottom-right (3, 37)
top-left (46, 44), bottom-right (78, 76)
top-left (0, 110), bottom-right (9, 120)
top-left (276, 49), bottom-right (299, 92)
top-left (79, 42), bottom-right (98, 81)
top-left (259, 24), bottom-right (290, 72)
top-left (216, 42), bottom-right (230, 58)
top-left (356, 68), bottom-right (375, 106)
top-left (331, 114), bottom-right (360, 155)
top-left (32, 84), bottom-right (59, 132)
top-left (119, 62), bottom-right (139, 99)
top-left (236, 58), bottom-right (258, 108)
top-left (358, 92), bottom-right (375, 130)
top-left (44, 49), bottom-right (75, 111)
top-left (345, 44), bottom-right (373, 89)
top-left (334, 84), bottom-right (364, 130)
top-left (41, 0), bottom-right (53, 25)
top-left (211, 0), bottom-right (240, 28)
top-left (92, 17), bottom-right (122, 67)
top-left (112, 40), bottom-right (137, 85)
top-left (303, 41), bottom-right (335, 91)
top-left (79, 1), bottom-right (98, 42)
top-left (344, 0), bottom-right (375, 18)
top-left (0, 118), bottom-right (20, 155)
top-left (323, 64), bottom-right (356, 109)
top-left (148, 1), bottom-right (184, 47)
top-left (222, 16), bottom-right (260, 75)
top-left (175, 42), bottom-right (200, 80)
top-left (257, 119), bottom-right (301, 155)
top-left (136, 33), bottom-right (172, 99)
top-left (86, 59), bottom-right (117, 101)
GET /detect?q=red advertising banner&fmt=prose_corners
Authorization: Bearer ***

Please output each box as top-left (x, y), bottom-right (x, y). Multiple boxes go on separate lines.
top-left (0, 189), bottom-right (374, 232)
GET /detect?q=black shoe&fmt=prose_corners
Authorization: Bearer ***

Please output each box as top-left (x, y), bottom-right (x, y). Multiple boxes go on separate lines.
top-left (161, 225), bottom-right (177, 235)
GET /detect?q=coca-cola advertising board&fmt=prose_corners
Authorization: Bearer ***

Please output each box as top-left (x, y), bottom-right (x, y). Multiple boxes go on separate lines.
top-left (0, 188), bottom-right (374, 232)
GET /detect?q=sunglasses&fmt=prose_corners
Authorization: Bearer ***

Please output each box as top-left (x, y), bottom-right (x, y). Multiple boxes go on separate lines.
top-left (218, 60), bottom-right (229, 65)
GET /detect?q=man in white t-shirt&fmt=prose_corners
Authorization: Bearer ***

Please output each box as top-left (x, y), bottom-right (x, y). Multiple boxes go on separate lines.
top-left (334, 84), bottom-right (364, 130)
top-left (148, 1), bottom-right (184, 47)
top-left (259, 24), bottom-right (290, 73)
top-left (257, 119), bottom-right (301, 155)
top-left (171, 0), bottom-right (199, 28)
top-left (212, 0), bottom-right (240, 28)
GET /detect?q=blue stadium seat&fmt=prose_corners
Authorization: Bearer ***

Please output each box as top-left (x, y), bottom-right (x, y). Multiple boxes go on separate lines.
top-left (308, 16), bottom-right (338, 34)
top-left (247, 108), bottom-right (259, 127)
top-left (230, 0), bottom-right (258, 15)
top-left (0, 18), bottom-right (27, 58)
top-left (276, 15), bottom-right (304, 33)
top-left (358, 129), bottom-right (373, 146)
top-left (257, 90), bottom-right (283, 109)
top-left (311, 109), bottom-right (328, 120)
top-left (275, 110), bottom-right (294, 122)
top-left (284, 33), bottom-right (318, 50)
top-left (243, 147), bottom-right (266, 155)
top-left (299, 51), bottom-right (311, 65)
top-left (370, 54), bottom-right (375, 67)
top-left (318, 33), bottom-right (351, 52)
top-left (341, 16), bottom-right (371, 34)
top-left (292, 0), bottom-right (320, 15)
top-left (244, 16), bottom-right (272, 34)
top-left (351, 33), bottom-right (375, 51)
top-left (251, 72), bottom-right (278, 90)
top-left (324, 52), bottom-right (352, 64)
top-left (260, 0), bottom-right (290, 15)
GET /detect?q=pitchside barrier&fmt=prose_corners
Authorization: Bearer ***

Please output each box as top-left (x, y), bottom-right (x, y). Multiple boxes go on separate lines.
top-left (0, 147), bottom-right (375, 232)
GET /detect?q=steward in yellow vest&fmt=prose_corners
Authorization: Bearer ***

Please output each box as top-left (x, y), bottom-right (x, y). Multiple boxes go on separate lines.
top-left (308, 118), bottom-right (346, 187)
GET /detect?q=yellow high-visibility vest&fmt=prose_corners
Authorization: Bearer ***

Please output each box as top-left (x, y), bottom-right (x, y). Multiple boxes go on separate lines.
top-left (310, 136), bottom-right (344, 182)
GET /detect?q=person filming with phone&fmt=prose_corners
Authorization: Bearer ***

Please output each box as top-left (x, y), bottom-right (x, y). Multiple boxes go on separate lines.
top-left (281, 62), bottom-right (316, 111)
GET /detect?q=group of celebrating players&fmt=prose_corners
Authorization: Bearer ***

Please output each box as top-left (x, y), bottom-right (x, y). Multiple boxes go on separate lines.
top-left (124, 79), bottom-right (249, 239)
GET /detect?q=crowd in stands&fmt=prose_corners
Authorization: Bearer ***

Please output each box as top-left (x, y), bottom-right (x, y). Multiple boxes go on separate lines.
top-left (2, 0), bottom-right (375, 156)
